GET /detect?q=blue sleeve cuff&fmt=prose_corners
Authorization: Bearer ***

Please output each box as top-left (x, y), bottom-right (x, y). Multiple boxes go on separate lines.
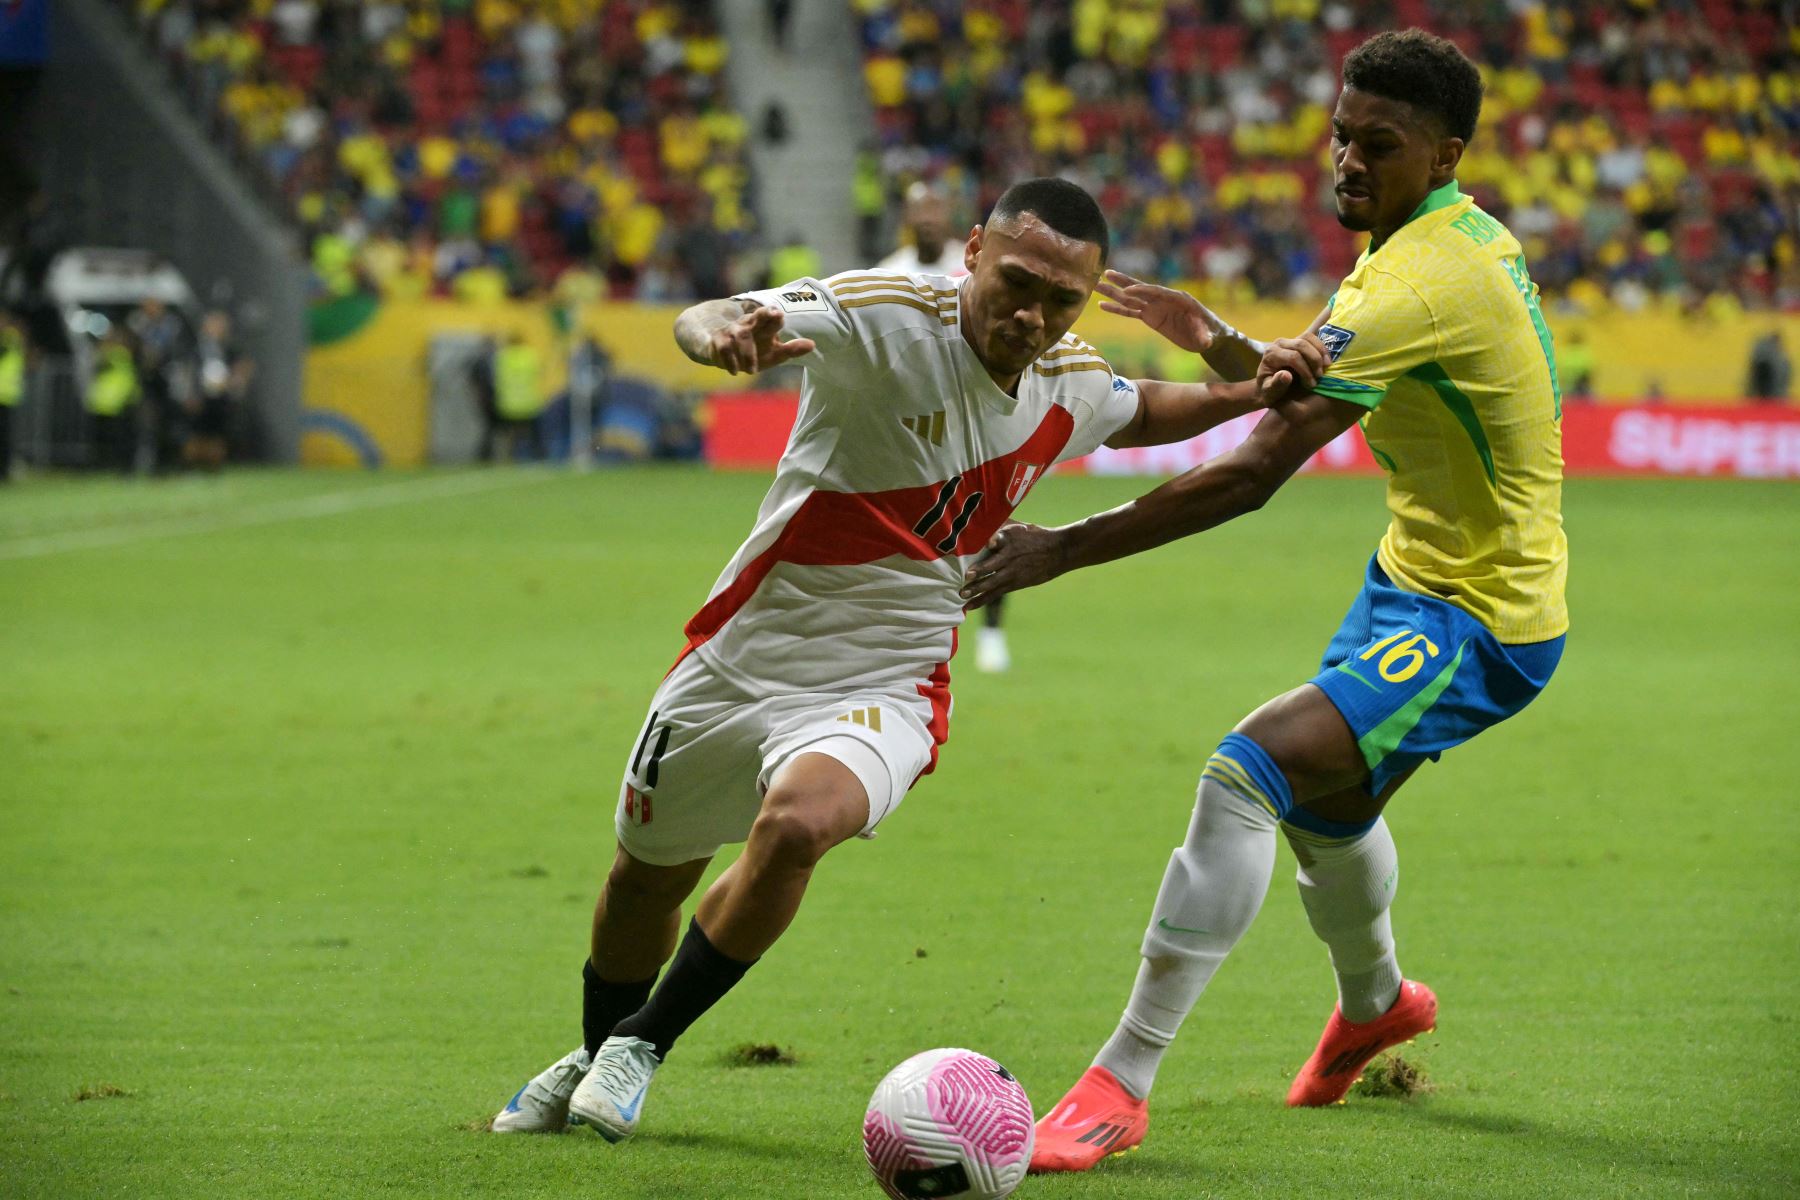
top-left (1314, 375), bottom-right (1385, 408)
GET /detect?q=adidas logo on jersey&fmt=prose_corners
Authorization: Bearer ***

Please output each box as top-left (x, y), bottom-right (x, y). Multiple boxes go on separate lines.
top-left (901, 411), bottom-right (946, 446)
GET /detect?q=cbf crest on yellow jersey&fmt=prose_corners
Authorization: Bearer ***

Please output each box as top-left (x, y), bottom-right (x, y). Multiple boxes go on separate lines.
top-left (1313, 181), bottom-right (1568, 644)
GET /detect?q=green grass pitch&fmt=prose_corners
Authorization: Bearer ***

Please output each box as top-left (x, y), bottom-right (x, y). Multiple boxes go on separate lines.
top-left (3, 467), bottom-right (1797, 1198)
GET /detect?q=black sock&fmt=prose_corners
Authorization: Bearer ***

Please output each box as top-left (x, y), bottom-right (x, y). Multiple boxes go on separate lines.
top-left (610, 919), bottom-right (754, 1059)
top-left (582, 960), bottom-right (656, 1057)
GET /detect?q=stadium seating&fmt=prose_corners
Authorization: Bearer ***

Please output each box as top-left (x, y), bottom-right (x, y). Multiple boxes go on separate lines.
top-left (855, 0), bottom-right (1800, 313)
top-left (129, 0), bottom-right (754, 302)
top-left (128, 0), bottom-right (1800, 316)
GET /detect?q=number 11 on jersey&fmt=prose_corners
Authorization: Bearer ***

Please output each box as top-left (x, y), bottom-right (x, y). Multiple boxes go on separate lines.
top-left (913, 475), bottom-right (985, 556)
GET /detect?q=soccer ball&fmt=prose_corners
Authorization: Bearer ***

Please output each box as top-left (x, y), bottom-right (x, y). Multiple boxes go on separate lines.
top-left (862, 1048), bottom-right (1035, 1200)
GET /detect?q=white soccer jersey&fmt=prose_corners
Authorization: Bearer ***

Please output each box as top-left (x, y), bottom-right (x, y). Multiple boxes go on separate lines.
top-left (677, 269), bottom-right (1139, 773)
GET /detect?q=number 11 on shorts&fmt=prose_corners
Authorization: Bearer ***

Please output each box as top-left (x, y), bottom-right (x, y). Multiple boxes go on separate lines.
top-left (631, 712), bottom-right (673, 787)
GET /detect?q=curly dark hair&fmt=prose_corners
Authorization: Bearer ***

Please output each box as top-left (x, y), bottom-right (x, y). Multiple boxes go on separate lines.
top-left (1342, 29), bottom-right (1484, 144)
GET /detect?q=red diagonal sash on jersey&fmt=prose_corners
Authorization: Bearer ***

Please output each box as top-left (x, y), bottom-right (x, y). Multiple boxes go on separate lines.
top-left (682, 405), bottom-right (1073, 654)
top-left (672, 405), bottom-right (1076, 766)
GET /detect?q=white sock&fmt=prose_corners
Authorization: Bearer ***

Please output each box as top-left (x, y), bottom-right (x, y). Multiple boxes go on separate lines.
top-left (1092, 774), bottom-right (1278, 1100)
top-left (1285, 817), bottom-right (1402, 1023)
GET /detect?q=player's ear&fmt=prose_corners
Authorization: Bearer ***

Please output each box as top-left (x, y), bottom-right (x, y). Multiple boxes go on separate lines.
top-left (1435, 137), bottom-right (1465, 178)
top-left (964, 226), bottom-right (983, 274)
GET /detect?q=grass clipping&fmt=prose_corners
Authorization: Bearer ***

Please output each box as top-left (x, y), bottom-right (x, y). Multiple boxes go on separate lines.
top-left (1349, 1051), bottom-right (1434, 1100)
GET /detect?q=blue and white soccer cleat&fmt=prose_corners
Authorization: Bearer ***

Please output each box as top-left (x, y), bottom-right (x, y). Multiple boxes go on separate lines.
top-left (567, 1035), bottom-right (662, 1143)
top-left (491, 1046), bottom-right (592, 1133)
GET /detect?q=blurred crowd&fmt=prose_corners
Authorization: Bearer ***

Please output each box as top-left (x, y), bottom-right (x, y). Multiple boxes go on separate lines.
top-left (129, 0), bottom-right (760, 303)
top-left (122, 0), bottom-right (1800, 317)
top-left (857, 0), bottom-right (1800, 315)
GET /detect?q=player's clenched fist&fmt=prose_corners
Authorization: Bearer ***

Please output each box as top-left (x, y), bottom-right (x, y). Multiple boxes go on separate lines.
top-left (709, 304), bottom-right (817, 376)
top-left (1258, 333), bottom-right (1331, 395)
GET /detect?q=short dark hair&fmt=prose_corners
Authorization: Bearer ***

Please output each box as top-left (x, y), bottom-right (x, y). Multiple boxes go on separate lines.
top-left (988, 177), bottom-right (1110, 265)
top-left (1342, 29), bottom-right (1484, 144)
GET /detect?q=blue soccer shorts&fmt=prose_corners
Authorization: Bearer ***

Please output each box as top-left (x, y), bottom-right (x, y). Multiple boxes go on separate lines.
top-left (1310, 555), bottom-right (1565, 797)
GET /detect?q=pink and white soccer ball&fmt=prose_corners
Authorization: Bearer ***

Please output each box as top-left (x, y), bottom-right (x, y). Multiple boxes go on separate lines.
top-left (862, 1048), bottom-right (1035, 1200)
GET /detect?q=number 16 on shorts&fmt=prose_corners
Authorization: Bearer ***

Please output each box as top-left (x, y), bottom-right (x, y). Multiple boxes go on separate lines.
top-left (1350, 629), bottom-right (1441, 684)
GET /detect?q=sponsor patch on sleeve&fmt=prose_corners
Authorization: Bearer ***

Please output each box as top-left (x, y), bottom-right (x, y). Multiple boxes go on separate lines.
top-left (1317, 323), bottom-right (1356, 362)
top-left (773, 286), bottom-right (830, 315)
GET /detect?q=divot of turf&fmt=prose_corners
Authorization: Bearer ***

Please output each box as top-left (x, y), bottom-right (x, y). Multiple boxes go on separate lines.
top-left (724, 1043), bottom-right (797, 1067)
top-left (1350, 1052), bottom-right (1433, 1100)
top-left (461, 1116), bottom-right (496, 1133)
top-left (73, 1083), bottom-right (132, 1102)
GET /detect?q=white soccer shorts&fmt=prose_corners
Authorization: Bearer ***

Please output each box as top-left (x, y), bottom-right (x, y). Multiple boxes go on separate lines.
top-left (613, 654), bottom-right (939, 867)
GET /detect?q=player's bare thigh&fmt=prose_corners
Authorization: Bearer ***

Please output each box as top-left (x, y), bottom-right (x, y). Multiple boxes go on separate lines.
top-left (749, 750), bottom-right (874, 863)
top-left (696, 756), bottom-right (877, 917)
top-left (693, 751), bottom-right (872, 962)
top-left (1235, 682), bottom-right (1415, 823)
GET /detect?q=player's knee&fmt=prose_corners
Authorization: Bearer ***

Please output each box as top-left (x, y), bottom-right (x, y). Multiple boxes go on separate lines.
top-left (1235, 686), bottom-right (1363, 802)
top-left (1202, 731), bottom-right (1293, 824)
top-left (747, 795), bottom-right (847, 868)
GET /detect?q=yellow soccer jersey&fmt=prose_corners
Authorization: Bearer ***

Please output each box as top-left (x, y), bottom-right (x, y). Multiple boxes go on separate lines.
top-left (1313, 181), bottom-right (1568, 643)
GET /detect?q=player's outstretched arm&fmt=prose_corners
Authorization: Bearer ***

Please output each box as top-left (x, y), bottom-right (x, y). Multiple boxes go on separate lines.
top-left (960, 379), bottom-right (1364, 608)
top-left (1095, 270), bottom-right (1258, 382)
top-left (673, 299), bottom-right (817, 376)
top-left (1108, 335), bottom-right (1331, 447)
top-left (1098, 270), bottom-right (1334, 383)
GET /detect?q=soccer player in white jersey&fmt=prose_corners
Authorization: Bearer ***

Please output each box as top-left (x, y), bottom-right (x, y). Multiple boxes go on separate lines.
top-left (490, 178), bottom-right (1306, 1142)
top-left (876, 180), bottom-right (968, 277)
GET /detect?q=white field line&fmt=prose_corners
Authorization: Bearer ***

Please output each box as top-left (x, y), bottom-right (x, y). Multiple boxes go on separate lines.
top-left (0, 470), bottom-right (554, 562)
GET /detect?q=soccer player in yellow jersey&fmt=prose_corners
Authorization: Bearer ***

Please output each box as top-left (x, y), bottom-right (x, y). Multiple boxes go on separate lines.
top-left (961, 31), bottom-right (1568, 1172)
